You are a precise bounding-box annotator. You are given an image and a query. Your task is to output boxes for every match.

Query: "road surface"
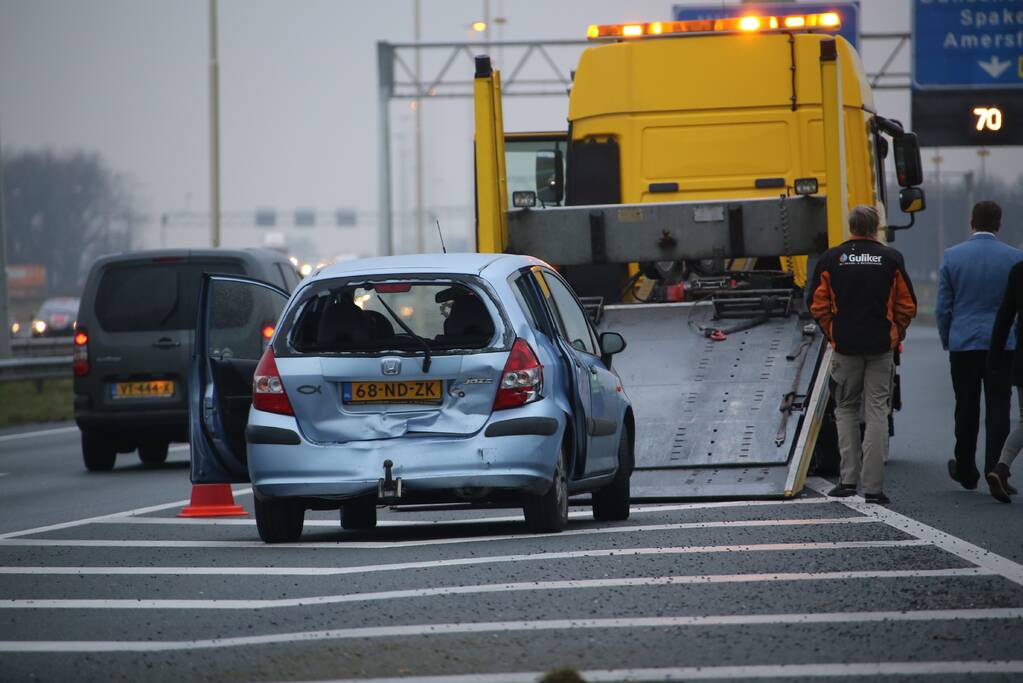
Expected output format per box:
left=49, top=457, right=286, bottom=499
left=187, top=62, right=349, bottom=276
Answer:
left=0, top=324, right=1021, bottom=682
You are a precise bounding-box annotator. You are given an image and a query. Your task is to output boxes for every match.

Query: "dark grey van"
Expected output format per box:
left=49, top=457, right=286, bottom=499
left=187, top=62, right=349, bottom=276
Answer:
left=73, top=249, right=301, bottom=471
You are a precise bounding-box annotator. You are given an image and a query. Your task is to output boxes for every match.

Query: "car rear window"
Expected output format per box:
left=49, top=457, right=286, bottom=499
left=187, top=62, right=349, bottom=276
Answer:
left=94, top=260, right=245, bottom=332
left=288, top=281, right=498, bottom=354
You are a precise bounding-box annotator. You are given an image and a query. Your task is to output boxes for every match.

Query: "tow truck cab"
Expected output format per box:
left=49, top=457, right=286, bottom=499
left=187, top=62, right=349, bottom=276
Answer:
left=478, top=12, right=925, bottom=297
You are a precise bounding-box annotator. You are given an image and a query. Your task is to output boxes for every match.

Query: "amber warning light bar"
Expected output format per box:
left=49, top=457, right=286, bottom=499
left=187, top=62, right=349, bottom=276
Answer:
left=587, top=12, right=840, bottom=40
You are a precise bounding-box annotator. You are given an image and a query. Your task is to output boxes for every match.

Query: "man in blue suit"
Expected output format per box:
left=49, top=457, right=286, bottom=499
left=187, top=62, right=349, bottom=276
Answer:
left=936, top=201, right=1023, bottom=491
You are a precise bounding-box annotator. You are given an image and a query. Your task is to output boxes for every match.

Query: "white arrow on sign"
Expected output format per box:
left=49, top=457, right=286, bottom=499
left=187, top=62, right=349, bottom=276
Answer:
left=978, top=56, right=1012, bottom=79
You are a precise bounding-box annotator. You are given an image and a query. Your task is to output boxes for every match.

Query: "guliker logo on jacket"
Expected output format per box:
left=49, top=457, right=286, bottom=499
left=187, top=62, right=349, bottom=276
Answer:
left=839, top=252, right=883, bottom=265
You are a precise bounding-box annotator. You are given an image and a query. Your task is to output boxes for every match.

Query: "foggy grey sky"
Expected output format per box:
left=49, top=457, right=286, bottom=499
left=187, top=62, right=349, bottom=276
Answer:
left=1, top=0, right=1021, bottom=257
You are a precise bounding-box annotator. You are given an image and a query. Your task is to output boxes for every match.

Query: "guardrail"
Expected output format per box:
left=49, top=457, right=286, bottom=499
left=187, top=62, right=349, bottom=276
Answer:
left=11, top=337, right=73, bottom=357
left=0, top=356, right=71, bottom=383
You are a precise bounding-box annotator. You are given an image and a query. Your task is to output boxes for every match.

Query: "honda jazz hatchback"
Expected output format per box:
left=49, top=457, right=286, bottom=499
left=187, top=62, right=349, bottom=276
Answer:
left=190, top=253, right=633, bottom=542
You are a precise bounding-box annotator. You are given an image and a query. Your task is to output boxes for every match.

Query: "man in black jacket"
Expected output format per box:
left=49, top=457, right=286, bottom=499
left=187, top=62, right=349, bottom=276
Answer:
left=808, top=205, right=917, bottom=504
left=987, top=259, right=1023, bottom=503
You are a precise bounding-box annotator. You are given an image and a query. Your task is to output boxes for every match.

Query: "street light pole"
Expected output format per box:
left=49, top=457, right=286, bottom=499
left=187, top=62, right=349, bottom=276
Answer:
left=932, top=151, right=945, bottom=260
left=414, top=0, right=424, bottom=254
left=0, top=121, right=12, bottom=358
left=209, top=0, right=221, bottom=248
left=977, top=147, right=990, bottom=193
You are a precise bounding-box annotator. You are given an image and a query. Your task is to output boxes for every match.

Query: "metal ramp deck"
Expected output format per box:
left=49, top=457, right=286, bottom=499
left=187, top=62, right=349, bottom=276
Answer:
left=598, top=301, right=830, bottom=500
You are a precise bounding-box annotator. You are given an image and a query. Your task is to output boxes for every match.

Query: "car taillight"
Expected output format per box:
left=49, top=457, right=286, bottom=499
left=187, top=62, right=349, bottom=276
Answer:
left=72, top=327, right=90, bottom=377
left=493, top=338, right=543, bottom=410
left=252, top=348, right=294, bottom=415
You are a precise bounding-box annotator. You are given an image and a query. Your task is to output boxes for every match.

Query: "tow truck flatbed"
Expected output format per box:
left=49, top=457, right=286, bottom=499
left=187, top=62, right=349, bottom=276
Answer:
left=598, top=301, right=832, bottom=499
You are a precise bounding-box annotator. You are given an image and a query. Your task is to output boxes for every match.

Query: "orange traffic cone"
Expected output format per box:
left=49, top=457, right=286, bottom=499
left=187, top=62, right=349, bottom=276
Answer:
left=178, top=484, right=247, bottom=517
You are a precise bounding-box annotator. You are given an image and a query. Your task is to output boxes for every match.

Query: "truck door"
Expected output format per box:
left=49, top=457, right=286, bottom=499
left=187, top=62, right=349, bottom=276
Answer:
left=190, top=274, right=289, bottom=484
left=535, top=270, right=620, bottom=475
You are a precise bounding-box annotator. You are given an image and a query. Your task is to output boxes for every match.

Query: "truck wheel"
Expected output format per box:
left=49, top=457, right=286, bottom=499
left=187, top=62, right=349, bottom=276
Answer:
left=340, top=498, right=378, bottom=530
left=524, top=447, right=569, bottom=533
left=593, top=431, right=631, bottom=521
left=81, top=431, right=116, bottom=472
left=254, top=498, right=304, bottom=543
left=138, top=440, right=169, bottom=466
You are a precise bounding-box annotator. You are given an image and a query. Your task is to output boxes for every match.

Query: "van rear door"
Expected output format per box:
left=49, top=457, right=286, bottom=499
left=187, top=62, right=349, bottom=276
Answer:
left=89, top=257, right=247, bottom=416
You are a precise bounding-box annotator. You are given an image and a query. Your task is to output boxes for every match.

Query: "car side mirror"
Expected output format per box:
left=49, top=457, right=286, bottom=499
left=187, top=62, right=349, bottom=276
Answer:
left=599, top=331, right=626, bottom=367
left=893, top=133, right=923, bottom=187
left=535, top=149, right=564, bottom=205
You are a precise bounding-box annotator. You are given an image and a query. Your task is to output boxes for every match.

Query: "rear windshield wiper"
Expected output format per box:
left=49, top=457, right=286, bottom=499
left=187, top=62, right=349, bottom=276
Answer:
left=375, top=294, right=432, bottom=373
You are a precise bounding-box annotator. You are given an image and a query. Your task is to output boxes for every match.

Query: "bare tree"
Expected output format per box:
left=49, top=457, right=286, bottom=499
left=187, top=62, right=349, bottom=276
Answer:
left=2, top=149, right=140, bottom=294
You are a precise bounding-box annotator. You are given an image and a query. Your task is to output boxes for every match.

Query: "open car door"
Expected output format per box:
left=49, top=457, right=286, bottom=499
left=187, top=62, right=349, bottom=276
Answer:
left=190, top=274, right=289, bottom=483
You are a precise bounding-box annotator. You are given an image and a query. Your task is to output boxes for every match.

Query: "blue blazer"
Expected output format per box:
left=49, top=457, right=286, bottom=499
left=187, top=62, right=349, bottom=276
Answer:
left=936, top=233, right=1023, bottom=352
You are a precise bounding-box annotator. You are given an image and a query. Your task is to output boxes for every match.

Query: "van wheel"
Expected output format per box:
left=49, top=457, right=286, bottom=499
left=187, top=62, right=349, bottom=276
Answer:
left=81, top=431, right=116, bottom=472
left=593, top=431, right=631, bottom=522
left=138, top=440, right=169, bottom=466
left=524, top=447, right=569, bottom=533
left=340, top=498, right=378, bottom=530
left=254, top=498, right=304, bottom=543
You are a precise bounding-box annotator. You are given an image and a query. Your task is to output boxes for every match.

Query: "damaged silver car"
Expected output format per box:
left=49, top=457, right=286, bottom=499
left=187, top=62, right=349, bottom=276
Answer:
left=189, top=253, right=633, bottom=542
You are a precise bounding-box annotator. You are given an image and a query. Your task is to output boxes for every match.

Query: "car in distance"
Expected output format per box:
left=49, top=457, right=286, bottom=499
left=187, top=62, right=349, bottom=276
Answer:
left=31, top=297, right=80, bottom=337
left=73, top=249, right=302, bottom=472
left=190, top=253, right=634, bottom=542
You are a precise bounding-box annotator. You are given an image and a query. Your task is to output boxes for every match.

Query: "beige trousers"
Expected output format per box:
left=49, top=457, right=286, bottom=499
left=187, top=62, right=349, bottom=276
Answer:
left=830, top=350, right=895, bottom=494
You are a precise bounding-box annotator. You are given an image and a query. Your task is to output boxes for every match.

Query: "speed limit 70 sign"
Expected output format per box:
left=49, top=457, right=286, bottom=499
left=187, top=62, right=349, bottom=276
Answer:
left=912, top=89, right=1023, bottom=146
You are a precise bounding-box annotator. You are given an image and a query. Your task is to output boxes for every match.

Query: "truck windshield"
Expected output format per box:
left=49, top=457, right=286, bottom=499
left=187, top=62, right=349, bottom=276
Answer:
left=505, top=137, right=567, bottom=208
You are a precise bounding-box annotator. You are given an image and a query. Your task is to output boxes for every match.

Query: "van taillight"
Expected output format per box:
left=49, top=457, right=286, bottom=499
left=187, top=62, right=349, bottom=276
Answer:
left=72, top=328, right=90, bottom=377
left=252, top=348, right=294, bottom=415
left=493, top=338, right=543, bottom=410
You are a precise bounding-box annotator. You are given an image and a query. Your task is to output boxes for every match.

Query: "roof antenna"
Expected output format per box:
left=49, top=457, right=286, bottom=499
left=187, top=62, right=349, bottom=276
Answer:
left=435, top=217, right=448, bottom=254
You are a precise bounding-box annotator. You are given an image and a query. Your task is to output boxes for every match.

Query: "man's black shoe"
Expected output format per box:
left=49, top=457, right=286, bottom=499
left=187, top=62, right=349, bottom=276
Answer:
left=947, top=459, right=978, bottom=490
left=827, top=483, right=857, bottom=497
left=986, top=463, right=1012, bottom=504
left=864, top=491, right=890, bottom=505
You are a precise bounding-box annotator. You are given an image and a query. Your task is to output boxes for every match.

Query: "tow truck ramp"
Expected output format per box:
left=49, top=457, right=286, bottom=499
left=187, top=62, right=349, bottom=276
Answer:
left=598, top=298, right=832, bottom=499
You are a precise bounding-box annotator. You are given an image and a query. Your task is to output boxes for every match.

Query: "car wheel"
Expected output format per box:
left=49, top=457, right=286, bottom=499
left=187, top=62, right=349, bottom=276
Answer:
left=340, top=498, right=378, bottom=530
left=81, top=431, right=116, bottom=472
left=524, top=446, right=569, bottom=533
left=254, top=497, right=304, bottom=543
left=592, top=429, right=632, bottom=522
left=138, top=440, right=169, bottom=467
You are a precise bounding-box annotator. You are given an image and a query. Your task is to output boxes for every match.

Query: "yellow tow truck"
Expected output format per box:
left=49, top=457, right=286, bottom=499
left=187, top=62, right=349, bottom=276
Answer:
left=473, top=10, right=926, bottom=498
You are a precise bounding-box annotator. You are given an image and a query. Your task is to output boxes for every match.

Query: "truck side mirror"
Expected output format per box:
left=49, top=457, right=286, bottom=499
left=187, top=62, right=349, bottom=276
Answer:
left=886, top=186, right=926, bottom=240
left=899, top=186, right=925, bottom=214
left=535, top=149, right=564, bottom=205
left=893, top=133, right=923, bottom=187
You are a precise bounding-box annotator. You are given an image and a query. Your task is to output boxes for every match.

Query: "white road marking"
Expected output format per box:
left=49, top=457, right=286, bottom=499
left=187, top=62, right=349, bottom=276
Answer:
left=0, top=540, right=931, bottom=575
left=282, top=660, right=1023, bottom=683
left=0, top=516, right=878, bottom=548
left=0, top=568, right=991, bottom=610
left=0, top=425, right=78, bottom=443
left=0, top=487, right=253, bottom=540
left=2, top=608, right=1021, bottom=653
left=98, top=497, right=836, bottom=528
left=807, top=477, right=1023, bottom=587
